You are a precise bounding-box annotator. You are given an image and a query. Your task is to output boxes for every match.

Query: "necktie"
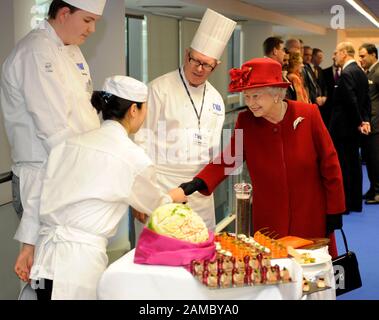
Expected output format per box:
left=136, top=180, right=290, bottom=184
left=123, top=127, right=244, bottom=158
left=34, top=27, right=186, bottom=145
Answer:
left=313, top=67, right=318, bottom=79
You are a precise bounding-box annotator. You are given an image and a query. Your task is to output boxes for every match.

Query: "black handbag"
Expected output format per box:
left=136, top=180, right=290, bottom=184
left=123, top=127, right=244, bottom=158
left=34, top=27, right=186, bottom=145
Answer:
left=332, top=228, right=362, bottom=296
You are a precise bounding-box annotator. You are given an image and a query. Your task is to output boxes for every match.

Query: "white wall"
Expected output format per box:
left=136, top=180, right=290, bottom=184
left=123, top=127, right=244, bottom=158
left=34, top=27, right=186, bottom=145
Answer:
left=13, top=0, right=35, bottom=43
left=242, top=22, right=273, bottom=61
left=146, top=14, right=179, bottom=82
left=81, top=0, right=126, bottom=90
left=298, top=29, right=339, bottom=68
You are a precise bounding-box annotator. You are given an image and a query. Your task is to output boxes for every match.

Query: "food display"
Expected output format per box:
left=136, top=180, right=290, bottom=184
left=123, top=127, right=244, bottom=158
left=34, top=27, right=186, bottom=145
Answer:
left=299, top=252, right=316, bottom=264
left=190, top=232, right=292, bottom=289
left=302, top=276, right=329, bottom=294
left=253, top=230, right=288, bottom=258
left=147, top=203, right=209, bottom=243
left=277, top=236, right=314, bottom=249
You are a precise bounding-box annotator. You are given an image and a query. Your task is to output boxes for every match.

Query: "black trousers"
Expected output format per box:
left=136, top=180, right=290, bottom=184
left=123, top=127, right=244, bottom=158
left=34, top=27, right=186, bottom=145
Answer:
left=35, top=279, right=53, bottom=301
left=362, top=133, right=379, bottom=195
left=334, top=138, right=363, bottom=212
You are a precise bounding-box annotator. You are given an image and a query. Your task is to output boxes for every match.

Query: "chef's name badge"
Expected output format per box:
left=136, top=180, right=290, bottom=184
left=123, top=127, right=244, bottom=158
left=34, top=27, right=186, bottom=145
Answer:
left=212, top=103, right=223, bottom=115
left=193, top=131, right=209, bottom=147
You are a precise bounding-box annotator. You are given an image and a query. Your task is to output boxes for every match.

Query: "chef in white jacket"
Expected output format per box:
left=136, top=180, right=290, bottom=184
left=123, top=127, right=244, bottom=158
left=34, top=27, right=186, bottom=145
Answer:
left=0, top=0, right=107, bottom=282
left=133, top=9, right=236, bottom=234
left=29, top=76, right=186, bottom=300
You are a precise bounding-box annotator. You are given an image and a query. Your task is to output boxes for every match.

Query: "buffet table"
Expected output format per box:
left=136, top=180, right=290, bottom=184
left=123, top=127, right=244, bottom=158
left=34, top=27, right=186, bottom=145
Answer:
left=97, top=248, right=335, bottom=300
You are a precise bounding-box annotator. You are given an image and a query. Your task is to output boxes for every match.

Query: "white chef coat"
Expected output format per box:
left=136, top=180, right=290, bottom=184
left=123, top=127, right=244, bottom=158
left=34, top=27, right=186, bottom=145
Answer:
left=134, top=67, right=225, bottom=230
left=0, top=20, right=100, bottom=244
left=30, top=120, right=172, bottom=299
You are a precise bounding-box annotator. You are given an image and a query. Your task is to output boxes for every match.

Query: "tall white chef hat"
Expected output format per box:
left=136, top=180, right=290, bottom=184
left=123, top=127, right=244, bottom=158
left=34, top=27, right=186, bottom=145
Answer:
left=190, top=8, right=237, bottom=61
left=64, top=0, right=107, bottom=15
left=102, top=76, right=148, bottom=103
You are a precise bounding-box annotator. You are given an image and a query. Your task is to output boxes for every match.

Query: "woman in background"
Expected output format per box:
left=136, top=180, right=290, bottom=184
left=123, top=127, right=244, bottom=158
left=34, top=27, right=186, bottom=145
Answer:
left=287, top=52, right=310, bottom=103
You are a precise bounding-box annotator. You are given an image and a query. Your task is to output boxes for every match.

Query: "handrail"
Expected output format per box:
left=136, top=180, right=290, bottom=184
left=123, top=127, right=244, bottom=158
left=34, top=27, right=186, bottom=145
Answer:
left=0, top=171, right=12, bottom=184
left=225, top=105, right=247, bottom=115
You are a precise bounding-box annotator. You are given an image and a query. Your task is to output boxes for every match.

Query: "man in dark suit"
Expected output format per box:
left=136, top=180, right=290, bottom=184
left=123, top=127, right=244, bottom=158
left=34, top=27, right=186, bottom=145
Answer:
left=329, top=42, right=371, bottom=213
left=303, top=46, right=327, bottom=108
left=263, top=37, right=297, bottom=100
left=322, top=51, right=340, bottom=127
left=358, top=43, right=379, bottom=204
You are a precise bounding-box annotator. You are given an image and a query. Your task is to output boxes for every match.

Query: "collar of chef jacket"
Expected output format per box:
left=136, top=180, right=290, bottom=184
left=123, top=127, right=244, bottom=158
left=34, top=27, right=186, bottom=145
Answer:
left=38, top=20, right=65, bottom=47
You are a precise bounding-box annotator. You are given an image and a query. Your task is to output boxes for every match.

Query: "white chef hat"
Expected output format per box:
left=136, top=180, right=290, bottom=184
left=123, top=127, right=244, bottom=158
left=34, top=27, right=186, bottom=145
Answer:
left=102, top=76, right=148, bottom=103
left=64, top=0, right=107, bottom=15
left=190, top=8, right=237, bottom=60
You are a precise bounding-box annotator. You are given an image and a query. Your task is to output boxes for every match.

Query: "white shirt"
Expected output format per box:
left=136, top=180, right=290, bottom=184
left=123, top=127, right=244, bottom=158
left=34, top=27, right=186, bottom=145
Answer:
left=1, top=20, right=100, bottom=245
left=134, top=67, right=225, bottom=229
left=31, top=121, right=171, bottom=299
left=1, top=20, right=100, bottom=174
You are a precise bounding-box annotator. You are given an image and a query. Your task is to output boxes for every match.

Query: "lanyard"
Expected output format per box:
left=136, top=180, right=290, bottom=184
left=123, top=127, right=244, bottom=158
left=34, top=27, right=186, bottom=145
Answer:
left=179, top=69, right=206, bottom=130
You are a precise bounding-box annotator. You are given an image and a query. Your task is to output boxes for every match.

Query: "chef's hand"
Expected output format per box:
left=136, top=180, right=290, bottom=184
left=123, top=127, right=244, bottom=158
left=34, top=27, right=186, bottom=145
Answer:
left=179, top=177, right=207, bottom=196
left=326, top=214, right=343, bottom=236
left=169, top=187, right=187, bottom=203
left=132, top=208, right=149, bottom=224
left=14, top=243, right=34, bottom=283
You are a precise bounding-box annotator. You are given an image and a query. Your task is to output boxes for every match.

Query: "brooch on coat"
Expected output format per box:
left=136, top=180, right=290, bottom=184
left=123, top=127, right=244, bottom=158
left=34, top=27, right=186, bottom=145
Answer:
left=293, top=117, right=305, bottom=130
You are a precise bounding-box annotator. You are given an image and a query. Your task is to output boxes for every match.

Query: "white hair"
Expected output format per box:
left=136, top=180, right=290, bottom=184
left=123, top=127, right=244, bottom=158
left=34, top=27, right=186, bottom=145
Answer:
left=260, top=86, right=287, bottom=100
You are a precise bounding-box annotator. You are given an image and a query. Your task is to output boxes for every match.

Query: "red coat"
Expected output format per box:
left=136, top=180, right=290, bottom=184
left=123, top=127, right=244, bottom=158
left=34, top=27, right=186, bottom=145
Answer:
left=197, top=100, right=345, bottom=257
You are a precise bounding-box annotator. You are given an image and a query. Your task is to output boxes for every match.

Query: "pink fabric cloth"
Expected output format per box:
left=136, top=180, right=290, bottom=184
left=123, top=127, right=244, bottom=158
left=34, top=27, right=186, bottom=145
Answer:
left=134, top=227, right=216, bottom=266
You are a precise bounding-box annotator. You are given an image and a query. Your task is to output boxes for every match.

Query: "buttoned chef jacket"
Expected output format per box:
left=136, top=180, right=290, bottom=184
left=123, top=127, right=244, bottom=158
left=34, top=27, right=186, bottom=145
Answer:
left=0, top=20, right=100, bottom=244
left=30, top=121, right=171, bottom=299
left=134, top=68, right=225, bottom=230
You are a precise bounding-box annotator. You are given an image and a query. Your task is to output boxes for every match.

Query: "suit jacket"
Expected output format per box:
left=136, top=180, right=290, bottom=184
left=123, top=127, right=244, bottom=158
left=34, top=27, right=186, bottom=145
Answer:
left=329, top=61, right=371, bottom=140
left=367, top=62, right=379, bottom=134
left=283, top=74, right=297, bottom=101
left=321, top=65, right=337, bottom=126
left=303, top=64, right=322, bottom=103
left=314, top=65, right=327, bottom=96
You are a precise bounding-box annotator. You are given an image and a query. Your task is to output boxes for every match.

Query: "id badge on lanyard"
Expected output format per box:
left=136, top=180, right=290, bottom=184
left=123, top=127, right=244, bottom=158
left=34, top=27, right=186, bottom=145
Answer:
left=193, top=130, right=209, bottom=147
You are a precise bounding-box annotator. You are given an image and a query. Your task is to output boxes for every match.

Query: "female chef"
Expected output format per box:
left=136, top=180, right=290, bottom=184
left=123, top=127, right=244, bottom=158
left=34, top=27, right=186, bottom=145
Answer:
left=29, top=76, right=186, bottom=300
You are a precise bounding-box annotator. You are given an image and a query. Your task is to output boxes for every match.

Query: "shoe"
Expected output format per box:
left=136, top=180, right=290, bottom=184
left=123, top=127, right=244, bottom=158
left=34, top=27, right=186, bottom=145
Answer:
left=365, top=194, right=379, bottom=205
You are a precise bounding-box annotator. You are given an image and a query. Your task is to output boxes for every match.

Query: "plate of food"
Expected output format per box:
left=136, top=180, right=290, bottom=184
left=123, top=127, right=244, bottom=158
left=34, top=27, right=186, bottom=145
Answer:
left=295, top=249, right=331, bottom=267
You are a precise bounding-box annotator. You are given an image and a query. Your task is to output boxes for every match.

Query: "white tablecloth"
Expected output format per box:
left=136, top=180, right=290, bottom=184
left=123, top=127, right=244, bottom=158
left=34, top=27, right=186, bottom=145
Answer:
left=97, top=249, right=307, bottom=300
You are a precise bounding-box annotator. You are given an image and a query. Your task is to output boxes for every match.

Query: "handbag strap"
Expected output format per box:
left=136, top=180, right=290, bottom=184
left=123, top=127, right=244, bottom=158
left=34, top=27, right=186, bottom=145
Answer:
left=337, top=228, right=349, bottom=253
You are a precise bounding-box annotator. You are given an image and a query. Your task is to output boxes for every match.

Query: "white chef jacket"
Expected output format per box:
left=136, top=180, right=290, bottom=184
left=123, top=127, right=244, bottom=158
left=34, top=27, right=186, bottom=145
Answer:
left=134, top=67, right=225, bottom=230
left=30, top=120, right=171, bottom=299
left=0, top=20, right=100, bottom=244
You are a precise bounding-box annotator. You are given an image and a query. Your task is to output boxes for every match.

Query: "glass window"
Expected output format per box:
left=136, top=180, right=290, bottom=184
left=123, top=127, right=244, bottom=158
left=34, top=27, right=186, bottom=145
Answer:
left=126, top=15, right=147, bottom=82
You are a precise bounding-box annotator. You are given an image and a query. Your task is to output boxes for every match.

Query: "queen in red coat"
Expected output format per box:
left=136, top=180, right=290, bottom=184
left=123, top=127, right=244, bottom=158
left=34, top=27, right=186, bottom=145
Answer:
left=180, top=58, right=346, bottom=257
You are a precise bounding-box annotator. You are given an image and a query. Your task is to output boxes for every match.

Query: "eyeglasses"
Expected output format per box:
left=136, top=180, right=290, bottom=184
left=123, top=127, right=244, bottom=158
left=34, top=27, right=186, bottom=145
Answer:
left=188, top=54, right=216, bottom=71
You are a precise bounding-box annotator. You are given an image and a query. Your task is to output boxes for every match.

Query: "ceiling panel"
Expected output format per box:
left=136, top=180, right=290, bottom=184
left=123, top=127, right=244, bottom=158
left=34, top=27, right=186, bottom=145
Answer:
left=125, top=0, right=379, bottom=30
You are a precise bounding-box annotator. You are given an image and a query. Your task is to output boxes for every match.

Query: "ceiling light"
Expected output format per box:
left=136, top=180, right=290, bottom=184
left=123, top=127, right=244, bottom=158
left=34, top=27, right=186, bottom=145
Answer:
left=345, top=0, right=379, bottom=28
left=141, top=5, right=184, bottom=9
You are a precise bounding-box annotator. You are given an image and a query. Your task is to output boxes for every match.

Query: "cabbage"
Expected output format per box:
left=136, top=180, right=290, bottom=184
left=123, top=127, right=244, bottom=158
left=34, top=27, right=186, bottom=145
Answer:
left=148, top=203, right=209, bottom=243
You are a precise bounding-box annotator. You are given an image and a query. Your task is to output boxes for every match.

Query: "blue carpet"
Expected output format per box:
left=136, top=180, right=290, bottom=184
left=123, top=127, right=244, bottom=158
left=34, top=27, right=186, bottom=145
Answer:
left=336, top=165, right=379, bottom=300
